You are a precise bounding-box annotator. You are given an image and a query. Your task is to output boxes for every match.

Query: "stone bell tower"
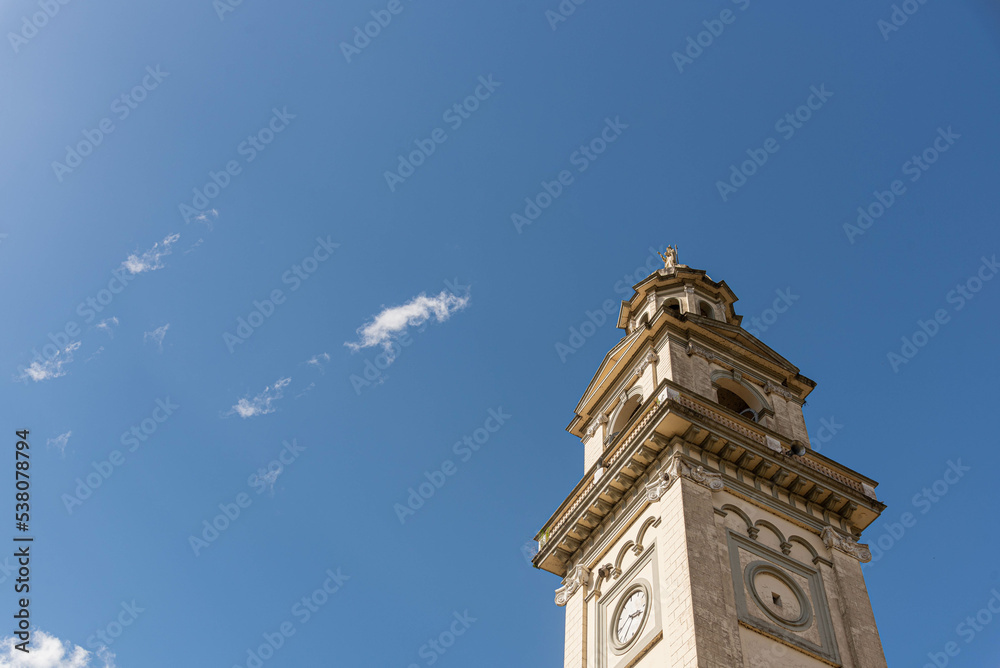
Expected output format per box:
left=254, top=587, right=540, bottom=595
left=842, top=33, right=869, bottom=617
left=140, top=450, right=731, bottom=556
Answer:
left=532, top=249, right=888, bottom=667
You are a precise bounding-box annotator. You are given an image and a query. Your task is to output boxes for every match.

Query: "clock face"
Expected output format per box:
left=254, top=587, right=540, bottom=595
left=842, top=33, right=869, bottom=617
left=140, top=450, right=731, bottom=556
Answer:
left=615, top=588, right=647, bottom=645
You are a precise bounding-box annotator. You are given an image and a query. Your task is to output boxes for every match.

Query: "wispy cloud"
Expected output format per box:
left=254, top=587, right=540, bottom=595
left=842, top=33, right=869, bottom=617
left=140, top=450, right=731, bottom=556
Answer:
left=85, top=346, right=105, bottom=363
left=47, top=431, right=72, bottom=457
left=294, top=381, right=316, bottom=399
left=305, top=352, right=331, bottom=372
left=227, top=377, right=292, bottom=419
left=184, top=238, right=205, bottom=255
left=0, top=629, right=116, bottom=667
left=121, top=233, right=180, bottom=275
left=18, top=341, right=81, bottom=382
left=345, top=290, right=470, bottom=362
left=253, top=466, right=283, bottom=494
left=193, top=208, right=218, bottom=228
left=144, top=323, right=170, bottom=351
left=96, top=317, right=119, bottom=337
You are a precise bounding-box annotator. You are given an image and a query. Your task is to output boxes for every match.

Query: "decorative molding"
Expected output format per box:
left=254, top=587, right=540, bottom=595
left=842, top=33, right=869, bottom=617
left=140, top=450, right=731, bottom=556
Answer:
left=727, top=530, right=841, bottom=665
left=862, top=483, right=878, bottom=501
left=555, top=564, right=590, bottom=606
left=586, top=414, right=609, bottom=438
left=820, top=527, right=872, bottom=563
left=644, top=470, right=671, bottom=501
left=687, top=341, right=725, bottom=365
left=631, top=516, right=661, bottom=558
left=634, top=350, right=659, bottom=380
left=667, top=457, right=724, bottom=492
left=764, top=381, right=799, bottom=401
left=687, top=344, right=803, bottom=404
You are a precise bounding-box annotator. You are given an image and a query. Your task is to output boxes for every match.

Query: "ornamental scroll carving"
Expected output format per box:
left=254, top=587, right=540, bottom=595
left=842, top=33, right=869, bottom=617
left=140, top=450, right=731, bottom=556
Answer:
left=821, top=527, right=872, bottom=563
left=666, top=458, right=724, bottom=492
left=554, top=564, right=590, bottom=606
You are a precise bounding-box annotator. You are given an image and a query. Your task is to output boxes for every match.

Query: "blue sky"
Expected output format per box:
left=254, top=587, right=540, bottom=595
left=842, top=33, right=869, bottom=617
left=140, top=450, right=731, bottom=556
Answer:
left=2, top=0, right=999, bottom=666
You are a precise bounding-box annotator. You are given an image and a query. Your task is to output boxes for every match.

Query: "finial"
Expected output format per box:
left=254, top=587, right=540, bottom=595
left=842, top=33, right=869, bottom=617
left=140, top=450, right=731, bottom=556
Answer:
left=657, top=245, right=679, bottom=270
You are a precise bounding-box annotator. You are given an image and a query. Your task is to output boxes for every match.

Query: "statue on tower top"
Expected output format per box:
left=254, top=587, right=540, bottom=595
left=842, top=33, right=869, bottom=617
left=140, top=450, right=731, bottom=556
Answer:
left=658, top=245, right=679, bottom=270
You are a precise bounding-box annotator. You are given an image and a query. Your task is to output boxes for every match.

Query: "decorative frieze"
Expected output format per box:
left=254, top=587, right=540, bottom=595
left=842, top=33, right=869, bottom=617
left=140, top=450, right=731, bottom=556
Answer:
left=666, top=457, right=724, bottom=492
left=764, top=381, right=799, bottom=401
left=821, top=527, right=872, bottom=563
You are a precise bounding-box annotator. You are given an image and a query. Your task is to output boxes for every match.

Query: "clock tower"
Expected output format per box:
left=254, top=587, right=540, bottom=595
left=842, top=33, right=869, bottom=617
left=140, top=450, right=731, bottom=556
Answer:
left=532, top=251, right=888, bottom=667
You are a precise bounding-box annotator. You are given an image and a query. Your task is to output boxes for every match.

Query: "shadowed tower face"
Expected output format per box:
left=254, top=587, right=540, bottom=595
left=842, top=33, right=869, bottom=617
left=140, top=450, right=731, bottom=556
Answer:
left=533, top=251, right=888, bottom=668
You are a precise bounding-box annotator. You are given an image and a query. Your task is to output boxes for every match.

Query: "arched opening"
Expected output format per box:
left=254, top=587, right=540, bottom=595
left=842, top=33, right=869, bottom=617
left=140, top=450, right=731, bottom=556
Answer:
left=665, top=298, right=680, bottom=314
left=699, top=301, right=714, bottom=319
left=714, top=378, right=768, bottom=423
left=606, top=394, right=643, bottom=445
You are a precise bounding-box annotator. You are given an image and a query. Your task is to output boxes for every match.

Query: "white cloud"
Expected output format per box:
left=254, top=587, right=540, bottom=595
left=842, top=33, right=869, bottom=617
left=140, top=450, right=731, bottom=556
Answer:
left=0, top=630, right=115, bottom=667
left=47, top=431, right=72, bottom=457
left=143, top=324, right=170, bottom=351
left=253, top=466, right=283, bottom=494
left=305, top=352, right=331, bottom=372
left=121, top=233, right=180, bottom=275
left=193, top=209, right=218, bottom=228
left=84, top=347, right=104, bottom=363
left=18, top=341, right=81, bottom=383
left=183, top=238, right=205, bottom=255
left=228, top=377, right=292, bottom=418
left=95, top=317, right=119, bottom=338
left=345, top=290, right=470, bottom=362
left=294, top=381, right=316, bottom=399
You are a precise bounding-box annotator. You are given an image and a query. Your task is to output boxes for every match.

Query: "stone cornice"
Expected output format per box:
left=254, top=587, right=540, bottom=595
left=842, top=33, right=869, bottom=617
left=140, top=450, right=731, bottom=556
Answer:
left=534, top=380, right=884, bottom=578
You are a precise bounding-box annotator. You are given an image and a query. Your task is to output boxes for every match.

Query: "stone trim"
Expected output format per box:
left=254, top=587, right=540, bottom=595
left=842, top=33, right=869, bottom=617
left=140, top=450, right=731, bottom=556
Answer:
left=555, top=564, right=591, bottom=607
left=821, top=527, right=872, bottom=563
